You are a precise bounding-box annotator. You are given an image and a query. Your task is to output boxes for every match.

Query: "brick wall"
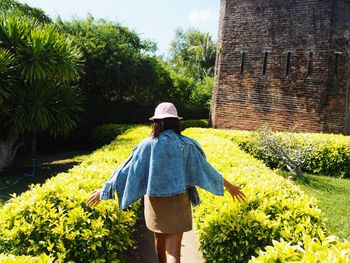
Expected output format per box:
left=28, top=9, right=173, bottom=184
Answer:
left=211, top=0, right=350, bottom=134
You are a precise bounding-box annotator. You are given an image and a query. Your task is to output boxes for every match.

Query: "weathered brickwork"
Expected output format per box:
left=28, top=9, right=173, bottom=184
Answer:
left=211, top=0, right=350, bottom=134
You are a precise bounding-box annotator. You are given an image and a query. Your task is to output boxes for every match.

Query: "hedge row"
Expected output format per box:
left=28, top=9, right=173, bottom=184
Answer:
left=0, top=254, right=53, bottom=263
left=183, top=128, right=325, bottom=262
left=250, top=231, right=350, bottom=262
left=90, top=123, right=135, bottom=148
left=1, top=125, right=346, bottom=262
left=89, top=119, right=209, bottom=148
left=217, top=129, right=350, bottom=178
left=0, top=125, right=151, bottom=262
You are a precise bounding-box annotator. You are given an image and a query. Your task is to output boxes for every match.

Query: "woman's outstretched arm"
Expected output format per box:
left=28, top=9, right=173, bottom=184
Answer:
left=223, top=178, right=246, bottom=203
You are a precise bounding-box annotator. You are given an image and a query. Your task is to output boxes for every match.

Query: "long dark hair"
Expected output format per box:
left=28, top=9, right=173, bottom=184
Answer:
left=151, top=118, right=181, bottom=138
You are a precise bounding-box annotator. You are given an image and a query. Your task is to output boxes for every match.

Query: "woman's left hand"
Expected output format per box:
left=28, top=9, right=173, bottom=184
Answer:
left=227, top=185, right=246, bottom=203
left=223, top=178, right=246, bottom=203
left=86, top=189, right=101, bottom=207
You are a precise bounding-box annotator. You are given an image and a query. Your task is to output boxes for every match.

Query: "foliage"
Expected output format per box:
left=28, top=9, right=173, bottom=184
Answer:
left=56, top=17, right=172, bottom=105
left=90, top=124, right=135, bottom=148
left=191, top=76, right=214, bottom=108
left=90, top=120, right=209, bottom=148
left=250, top=231, right=350, bottom=262
left=0, top=15, right=83, bottom=135
left=168, top=27, right=216, bottom=81
left=54, top=17, right=207, bottom=131
left=167, top=28, right=217, bottom=109
left=0, top=253, right=53, bottom=263
left=183, top=128, right=325, bottom=262
left=179, top=119, right=209, bottom=131
left=0, top=15, right=83, bottom=168
left=252, top=127, right=315, bottom=179
left=1, top=125, right=347, bottom=261
left=0, top=0, right=51, bottom=24
left=220, top=129, right=350, bottom=178
left=0, top=49, right=14, bottom=105
left=0, top=126, right=150, bottom=262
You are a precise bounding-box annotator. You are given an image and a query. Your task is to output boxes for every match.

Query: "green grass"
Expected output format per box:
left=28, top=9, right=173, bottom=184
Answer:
left=279, top=171, right=350, bottom=241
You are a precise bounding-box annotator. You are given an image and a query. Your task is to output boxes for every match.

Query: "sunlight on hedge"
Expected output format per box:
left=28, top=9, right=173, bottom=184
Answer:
left=0, top=125, right=150, bottom=262
left=221, top=129, right=350, bottom=178
left=184, top=128, right=325, bottom=262
left=0, top=253, right=53, bottom=263
left=1, top=125, right=349, bottom=262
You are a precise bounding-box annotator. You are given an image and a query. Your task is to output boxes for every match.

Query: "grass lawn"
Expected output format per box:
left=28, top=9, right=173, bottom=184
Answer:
left=291, top=173, right=350, bottom=241
left=0, top=151, right=90, bottom=207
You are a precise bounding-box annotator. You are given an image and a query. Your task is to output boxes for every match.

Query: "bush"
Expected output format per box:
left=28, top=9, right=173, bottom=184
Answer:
left=90, top=120, right=209, bottom=148
left=250, top=230, right=350, bottom=262
left=0, top=126, right=151, bottom=262
left=218, top=129, right=350, bottom=178
left=179, top=119, right=209, bottom=131
left=0, top=254, right=53, bottom=263
left=183, top=128, right=325, bottom=262
left=90, top=123, right=134, bottom=148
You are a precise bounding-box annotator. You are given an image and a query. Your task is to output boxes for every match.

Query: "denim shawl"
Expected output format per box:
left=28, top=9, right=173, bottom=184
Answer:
left=100, top=129, right=224, bottom=210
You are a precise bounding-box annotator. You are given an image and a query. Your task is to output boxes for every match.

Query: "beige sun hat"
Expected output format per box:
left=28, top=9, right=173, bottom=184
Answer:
left=149, top=102, right=183, bottom=120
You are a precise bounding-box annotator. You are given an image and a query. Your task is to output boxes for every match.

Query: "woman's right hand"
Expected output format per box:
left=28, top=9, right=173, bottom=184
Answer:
left=86, top=189, right=101, bottom=207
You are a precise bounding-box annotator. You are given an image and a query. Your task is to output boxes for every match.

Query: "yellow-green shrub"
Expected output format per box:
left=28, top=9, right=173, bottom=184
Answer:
left=0, top=126, right=150, bottom=262
left=219, top=129, right=350, bottom=178
left=0, top=254, right=53, bottom=263
left=89, top=120, right=208, bottom=148
left=250, top=230, right=350, bottom=262
left=183, top=128, right=325, bottom=262
left=179, top=119, right=209, bottom=131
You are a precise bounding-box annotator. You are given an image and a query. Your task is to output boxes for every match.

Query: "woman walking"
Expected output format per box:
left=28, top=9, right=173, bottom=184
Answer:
left=87, top=102, right=245, bottom=263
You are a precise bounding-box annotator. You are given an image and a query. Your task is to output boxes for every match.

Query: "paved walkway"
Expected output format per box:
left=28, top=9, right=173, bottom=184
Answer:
left=127, top=215, right=203, bottom=263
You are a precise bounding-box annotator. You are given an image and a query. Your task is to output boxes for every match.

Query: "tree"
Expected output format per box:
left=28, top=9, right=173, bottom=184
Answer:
left=168, top=28, right=217, bottom=81
left=167, top=28, right=217, bottom=109
left=0, top=15, right=83, bottom=170
left=54, top=16, right=200, bottom=129
left=56, top=16, right=158, bottom=104
left=0, top=0, right=51, bottom=24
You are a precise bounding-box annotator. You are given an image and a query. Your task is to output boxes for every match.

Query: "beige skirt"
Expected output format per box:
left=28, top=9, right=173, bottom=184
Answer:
left=144, top=191, right=193, bottom=233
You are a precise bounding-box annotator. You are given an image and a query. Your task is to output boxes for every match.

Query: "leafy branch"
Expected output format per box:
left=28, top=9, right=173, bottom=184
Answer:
left=252, top=127, right=315, bottom=179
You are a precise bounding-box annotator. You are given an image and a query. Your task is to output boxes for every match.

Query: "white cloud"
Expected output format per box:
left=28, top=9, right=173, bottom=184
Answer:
left=188, top=8, right=218, bottom=26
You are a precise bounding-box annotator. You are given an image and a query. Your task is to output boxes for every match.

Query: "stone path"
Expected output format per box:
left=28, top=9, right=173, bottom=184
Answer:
left=127, top=215, right=203, bottom=263
left=181, top=230, right=203, bottom=263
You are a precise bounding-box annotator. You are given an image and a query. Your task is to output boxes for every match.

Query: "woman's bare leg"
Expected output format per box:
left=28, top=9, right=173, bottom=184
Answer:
left=155, top=232, right=167, bottom=263
left=165, top=233, right=183, bottom=263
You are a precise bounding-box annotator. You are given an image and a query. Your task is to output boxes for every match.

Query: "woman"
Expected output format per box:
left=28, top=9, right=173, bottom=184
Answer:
left=87, top=102, right=245, bottom=263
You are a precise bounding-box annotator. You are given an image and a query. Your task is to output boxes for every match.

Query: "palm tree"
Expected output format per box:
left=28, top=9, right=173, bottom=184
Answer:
left=0, top=15, right=83, bottom=170
left=169, top=28, right=217, bottom=81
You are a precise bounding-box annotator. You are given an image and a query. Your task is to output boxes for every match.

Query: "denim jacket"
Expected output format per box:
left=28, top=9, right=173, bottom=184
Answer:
left=100, top=129, right=224, bottom=210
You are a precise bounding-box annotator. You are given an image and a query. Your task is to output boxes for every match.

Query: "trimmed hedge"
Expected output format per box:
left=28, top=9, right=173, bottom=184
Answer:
left=90, top=119, right=208, bottom=148
left=1, top=125, right=346, bottom=262
left=0, top=254, right=53, bottom=263
left=179, top=119, right=209, bottom=131
left=217, top=129, right=350, bottom=178
left=0, top=126, right=150, bottom=262
left=250, top=231, right=350, bottom=262
left=90, top=123, right=135, bottom=148
left=183, top=128, right=325, bottom=262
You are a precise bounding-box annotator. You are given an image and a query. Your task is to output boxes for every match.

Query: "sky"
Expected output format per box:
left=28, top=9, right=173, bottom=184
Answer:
left=19, top=0, right=220, bottom=55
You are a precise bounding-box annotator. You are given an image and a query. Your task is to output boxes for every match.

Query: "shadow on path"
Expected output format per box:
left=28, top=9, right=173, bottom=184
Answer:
left=0, top=151, right=89, bottom=202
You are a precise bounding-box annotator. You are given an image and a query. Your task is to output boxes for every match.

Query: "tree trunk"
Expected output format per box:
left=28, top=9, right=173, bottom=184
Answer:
left=0, top=130, right=23, bottom=170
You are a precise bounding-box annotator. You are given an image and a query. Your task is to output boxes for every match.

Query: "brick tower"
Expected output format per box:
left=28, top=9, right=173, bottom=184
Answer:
left=210, top=0, right=350, bottom=134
